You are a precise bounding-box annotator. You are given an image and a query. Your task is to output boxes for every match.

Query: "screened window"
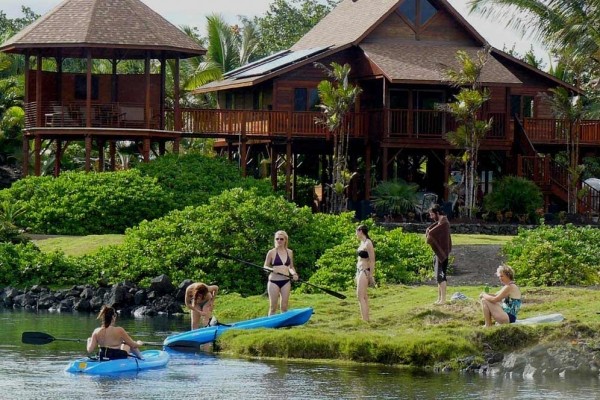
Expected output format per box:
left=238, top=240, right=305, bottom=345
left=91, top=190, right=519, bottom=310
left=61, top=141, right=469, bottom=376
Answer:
left=294, top=88, right=308, bottom=111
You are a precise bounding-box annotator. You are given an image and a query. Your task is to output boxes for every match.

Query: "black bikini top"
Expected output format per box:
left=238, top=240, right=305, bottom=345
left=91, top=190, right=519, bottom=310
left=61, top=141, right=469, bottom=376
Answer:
left=357, top=250, right=369, bottom=259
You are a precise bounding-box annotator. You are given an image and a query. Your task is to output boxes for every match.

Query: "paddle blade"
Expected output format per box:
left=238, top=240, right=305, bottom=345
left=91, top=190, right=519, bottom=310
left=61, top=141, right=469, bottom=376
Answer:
left=319, top=286, right=346, bottom=300
left=22, top=331, right=55, bottom=345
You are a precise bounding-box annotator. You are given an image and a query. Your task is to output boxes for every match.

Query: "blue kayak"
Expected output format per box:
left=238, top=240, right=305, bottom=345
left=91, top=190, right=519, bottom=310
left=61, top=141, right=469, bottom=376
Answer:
left=65, top=349, right=169, bottom=375
left=164, top=307, right=313, bottom=348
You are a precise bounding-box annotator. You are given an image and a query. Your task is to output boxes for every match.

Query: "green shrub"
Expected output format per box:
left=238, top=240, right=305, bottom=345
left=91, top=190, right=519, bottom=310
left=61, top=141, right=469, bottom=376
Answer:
left=136, top=153, right=275, bottom=210
left=0, top=242, right=78, bottom=287
left=1, top=170, right=171, bottom=235
left=483, top=176, right=543, bottom=219
left=371, top=179, right=418, bottom=217
left=79, top=188, right=355, bottom=292
left=503, top=224, right=600, bottom=286
left=308, top=226, right=433, bottom=291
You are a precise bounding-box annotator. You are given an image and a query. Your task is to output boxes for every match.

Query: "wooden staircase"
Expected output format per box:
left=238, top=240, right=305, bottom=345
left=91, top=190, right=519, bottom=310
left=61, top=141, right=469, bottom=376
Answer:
left=515, top=118, right=600, bottom=214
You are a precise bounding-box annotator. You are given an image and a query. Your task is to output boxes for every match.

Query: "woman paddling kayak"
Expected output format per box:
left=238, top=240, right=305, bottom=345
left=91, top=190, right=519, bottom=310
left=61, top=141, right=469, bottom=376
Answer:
left=86, top=305, right=144, bottom=359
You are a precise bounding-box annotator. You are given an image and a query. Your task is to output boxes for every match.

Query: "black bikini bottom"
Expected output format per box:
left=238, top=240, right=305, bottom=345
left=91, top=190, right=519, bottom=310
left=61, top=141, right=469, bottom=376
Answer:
left=269, top=279, right=291, bottom=289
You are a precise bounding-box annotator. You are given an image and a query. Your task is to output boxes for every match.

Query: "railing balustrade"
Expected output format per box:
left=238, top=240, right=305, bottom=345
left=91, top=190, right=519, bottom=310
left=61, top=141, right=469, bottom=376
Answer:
left=523, top=118, right=600, bottom=145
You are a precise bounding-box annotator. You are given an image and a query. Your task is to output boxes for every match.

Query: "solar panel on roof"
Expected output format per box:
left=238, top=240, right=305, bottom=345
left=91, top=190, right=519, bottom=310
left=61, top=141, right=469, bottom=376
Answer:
left=232, top=46, right=329, bottom=79
left=224, top=49, right=289, bottom=78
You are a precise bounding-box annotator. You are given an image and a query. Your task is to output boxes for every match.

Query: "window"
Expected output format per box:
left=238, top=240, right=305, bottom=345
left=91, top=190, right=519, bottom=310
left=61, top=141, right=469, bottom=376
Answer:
left=294, top=88, right=308, bottom=111
left=398, top=0, right=438, bottom=27
left=294, top=88, right=320, bottom=111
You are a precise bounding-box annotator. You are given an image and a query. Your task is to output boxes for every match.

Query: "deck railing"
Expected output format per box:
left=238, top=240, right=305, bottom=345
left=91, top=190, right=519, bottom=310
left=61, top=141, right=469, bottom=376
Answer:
left=170, top=108, right=510, bottom=140
left=523, top=118, right=600, bottom=145
left=24, top=101, right=158, bottom=129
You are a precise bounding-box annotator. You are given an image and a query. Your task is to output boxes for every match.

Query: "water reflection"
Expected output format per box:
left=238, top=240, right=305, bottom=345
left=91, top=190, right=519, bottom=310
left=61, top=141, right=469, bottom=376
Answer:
left=0, top=309, right=598, bottom=399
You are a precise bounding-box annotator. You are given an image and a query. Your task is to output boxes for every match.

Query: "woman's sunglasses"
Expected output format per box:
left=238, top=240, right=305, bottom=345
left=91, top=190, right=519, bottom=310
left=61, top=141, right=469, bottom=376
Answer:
left=275, top=238, right=285, bottom=241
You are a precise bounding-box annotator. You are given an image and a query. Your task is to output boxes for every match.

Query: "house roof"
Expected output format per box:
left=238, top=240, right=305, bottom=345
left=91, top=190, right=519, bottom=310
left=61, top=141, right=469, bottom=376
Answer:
left=361, top=42, right=522, bottom=85
left=194, top=0, right=575, bottom=93
left=0, top=0, right=205, bottom=59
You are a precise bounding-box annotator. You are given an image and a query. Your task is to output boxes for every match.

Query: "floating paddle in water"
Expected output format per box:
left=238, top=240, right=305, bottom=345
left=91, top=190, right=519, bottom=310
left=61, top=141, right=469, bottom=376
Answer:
left=215, top=252, right=347, bottom=299
left=21, top=331, right=192, bottom=349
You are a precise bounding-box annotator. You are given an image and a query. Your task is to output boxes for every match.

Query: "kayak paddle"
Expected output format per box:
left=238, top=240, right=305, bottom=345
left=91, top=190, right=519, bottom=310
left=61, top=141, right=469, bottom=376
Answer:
left=215, top=252, right=347, bottom=300
left=21, top=331, right=189, bottom=349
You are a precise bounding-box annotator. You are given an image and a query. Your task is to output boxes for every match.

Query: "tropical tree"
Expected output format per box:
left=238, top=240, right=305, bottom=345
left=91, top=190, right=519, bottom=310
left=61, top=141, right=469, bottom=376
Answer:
left=252, top=0, right=337, bottom=58
left=315, top=62, right=362, bottom=214
left=468, top=0, right=600, bottom=92
left=437, top=49, right=492, bottom=218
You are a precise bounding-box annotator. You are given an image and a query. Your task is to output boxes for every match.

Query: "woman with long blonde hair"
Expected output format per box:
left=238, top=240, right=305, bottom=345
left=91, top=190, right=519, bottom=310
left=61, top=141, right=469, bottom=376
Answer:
left=263, top=230, right=298, bottom=315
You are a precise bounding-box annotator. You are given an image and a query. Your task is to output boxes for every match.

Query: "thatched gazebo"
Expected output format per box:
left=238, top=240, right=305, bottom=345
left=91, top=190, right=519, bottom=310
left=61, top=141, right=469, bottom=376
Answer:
left=0, top=0, right=206, bottom=175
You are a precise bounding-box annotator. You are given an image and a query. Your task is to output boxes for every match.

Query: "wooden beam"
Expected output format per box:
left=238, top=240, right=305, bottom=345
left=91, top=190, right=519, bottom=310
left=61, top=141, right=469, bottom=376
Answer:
left=85, top=135, right=92, bottom=172
left=54, top=139, right=62, bottom=177
left=174, top=58, right=181, bottom=132
left=145, top=53, right=151, bottom=129
left=109, top=141, right=116, bottom=171
left=86, top=50, right=92, bottom=128
left=35, top=54, right=42, bottom=127
left=34, top=135, right=41, bottom=176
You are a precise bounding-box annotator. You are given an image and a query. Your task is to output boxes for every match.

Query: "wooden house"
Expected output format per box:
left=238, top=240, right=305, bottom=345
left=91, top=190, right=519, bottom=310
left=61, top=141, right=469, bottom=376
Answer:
left=191, top=0, right=600, bottom=215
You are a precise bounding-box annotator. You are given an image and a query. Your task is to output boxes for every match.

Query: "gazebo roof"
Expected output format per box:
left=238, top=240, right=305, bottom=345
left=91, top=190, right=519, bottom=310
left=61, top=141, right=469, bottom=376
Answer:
left=0, top=0, right=205, bottom=59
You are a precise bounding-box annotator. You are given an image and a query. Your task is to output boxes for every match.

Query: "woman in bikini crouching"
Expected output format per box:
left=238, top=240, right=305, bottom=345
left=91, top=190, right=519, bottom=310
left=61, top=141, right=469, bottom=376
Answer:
left=479, top=264, right=522, bottom=327
left=86, top=305, right=144, bottom=360
left=185, top=282, right=219, bottom=330
left=264, top=230, right=298, bottom=316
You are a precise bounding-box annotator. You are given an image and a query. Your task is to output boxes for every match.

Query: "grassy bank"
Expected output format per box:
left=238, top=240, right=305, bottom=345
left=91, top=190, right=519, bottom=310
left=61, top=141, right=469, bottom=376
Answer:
left=32, top=233, right=512, bottom=257
left=211, top=285, right=600, bottom=368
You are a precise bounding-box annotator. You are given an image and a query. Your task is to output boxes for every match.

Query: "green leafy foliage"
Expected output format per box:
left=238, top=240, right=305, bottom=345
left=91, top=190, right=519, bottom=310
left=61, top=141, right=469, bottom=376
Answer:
left=370, top=179, right=418, bottom=217
left=0, top=242, right=77, bottom=287
left=135, top=154, right=274, bottom=210
left=309, top=226, right=433, bottom=291
left=79, top=189, right=355, bottom=292
left=503, top=224, right=600, bottom=286
left=1, top=170, right=171, bottom=234
left=252, top=0, right=336, bottom=59
left=483, top=176, right=543, bottom=217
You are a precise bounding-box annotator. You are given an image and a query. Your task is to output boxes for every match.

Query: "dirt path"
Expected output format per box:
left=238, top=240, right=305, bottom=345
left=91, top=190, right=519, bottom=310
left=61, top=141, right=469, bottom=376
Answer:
left=426, top=244, right=506, bottom=287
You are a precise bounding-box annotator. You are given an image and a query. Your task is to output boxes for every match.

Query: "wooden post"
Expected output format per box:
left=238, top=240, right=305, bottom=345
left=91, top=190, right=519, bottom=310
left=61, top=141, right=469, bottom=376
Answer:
left=143, top=138, right=151, bottom=162
left=174, top=58, right=181, bottom=132
left=22, top=52, right=30, bottom=176
left=35, top=54, right=42, bottom=127
left=98, top=140, right=105, bottom=171
left=270, top=145, right=278, bottom=191
left=34, top=135, right=41, bottom=176
left=144, top=53, right=151, bottom=129
left=240, top=112, right=247, bottom=177
left=365, top=142, right=371, bottom=199
left=444, top=149, right=450, bottom=201
left=160, top=53, right=166, bottom=130
left=382, top=147, right=388, bottom=181
left=109, top=141, right=116, bottom=171
left=85, top=135, right=92, bottom=172
left=86, top=50, right=92, bottom=127
left=54, top=140, right=62, bottom=177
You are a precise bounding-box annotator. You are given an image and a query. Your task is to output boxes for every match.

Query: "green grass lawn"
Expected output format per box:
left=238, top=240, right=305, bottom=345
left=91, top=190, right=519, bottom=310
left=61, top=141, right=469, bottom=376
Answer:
left=33, top=234, right=125, bottom=257
left=32, top=233, right=513, bottom=257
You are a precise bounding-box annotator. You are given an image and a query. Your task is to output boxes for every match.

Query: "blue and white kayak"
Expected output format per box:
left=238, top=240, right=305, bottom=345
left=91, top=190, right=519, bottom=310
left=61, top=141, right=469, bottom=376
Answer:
left=65, top=350, right=169, bottom=375
left=164, top=307, right=313, bottom=348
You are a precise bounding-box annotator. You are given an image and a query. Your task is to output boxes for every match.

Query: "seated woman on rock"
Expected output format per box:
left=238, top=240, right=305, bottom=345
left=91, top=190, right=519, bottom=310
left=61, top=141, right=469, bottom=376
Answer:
left=87, top=305, right=144, bottom=359
left=479, top=264, right=522, bottom=327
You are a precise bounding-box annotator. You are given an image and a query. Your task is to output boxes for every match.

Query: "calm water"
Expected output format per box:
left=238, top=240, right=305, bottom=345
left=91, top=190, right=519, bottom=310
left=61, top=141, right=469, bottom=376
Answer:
left=0, top=309, right=598, bottom=399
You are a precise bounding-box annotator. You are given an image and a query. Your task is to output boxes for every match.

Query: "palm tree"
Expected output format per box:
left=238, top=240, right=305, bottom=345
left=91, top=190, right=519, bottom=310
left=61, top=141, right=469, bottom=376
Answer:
left=437, top=49, right=492, bottom=219
left=315, top=62, right=362, bottom=214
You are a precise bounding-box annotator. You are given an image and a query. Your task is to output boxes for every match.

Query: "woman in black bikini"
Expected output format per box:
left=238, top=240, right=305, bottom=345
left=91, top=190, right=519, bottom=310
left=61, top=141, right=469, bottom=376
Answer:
left=356, top=225, right=375, bottom=321
left=86, top=305, right=144, bottom=359
left=264, top=230, right=298, bottom=316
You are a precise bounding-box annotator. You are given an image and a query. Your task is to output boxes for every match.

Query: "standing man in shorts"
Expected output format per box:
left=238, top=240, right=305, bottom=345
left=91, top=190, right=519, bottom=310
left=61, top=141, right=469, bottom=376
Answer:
left=425, top=204, right=452, bottom=305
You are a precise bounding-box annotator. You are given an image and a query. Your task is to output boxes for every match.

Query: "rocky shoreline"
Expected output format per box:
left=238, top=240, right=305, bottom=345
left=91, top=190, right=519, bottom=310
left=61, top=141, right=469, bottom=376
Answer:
left=0, top=274, right=187, bottom=317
